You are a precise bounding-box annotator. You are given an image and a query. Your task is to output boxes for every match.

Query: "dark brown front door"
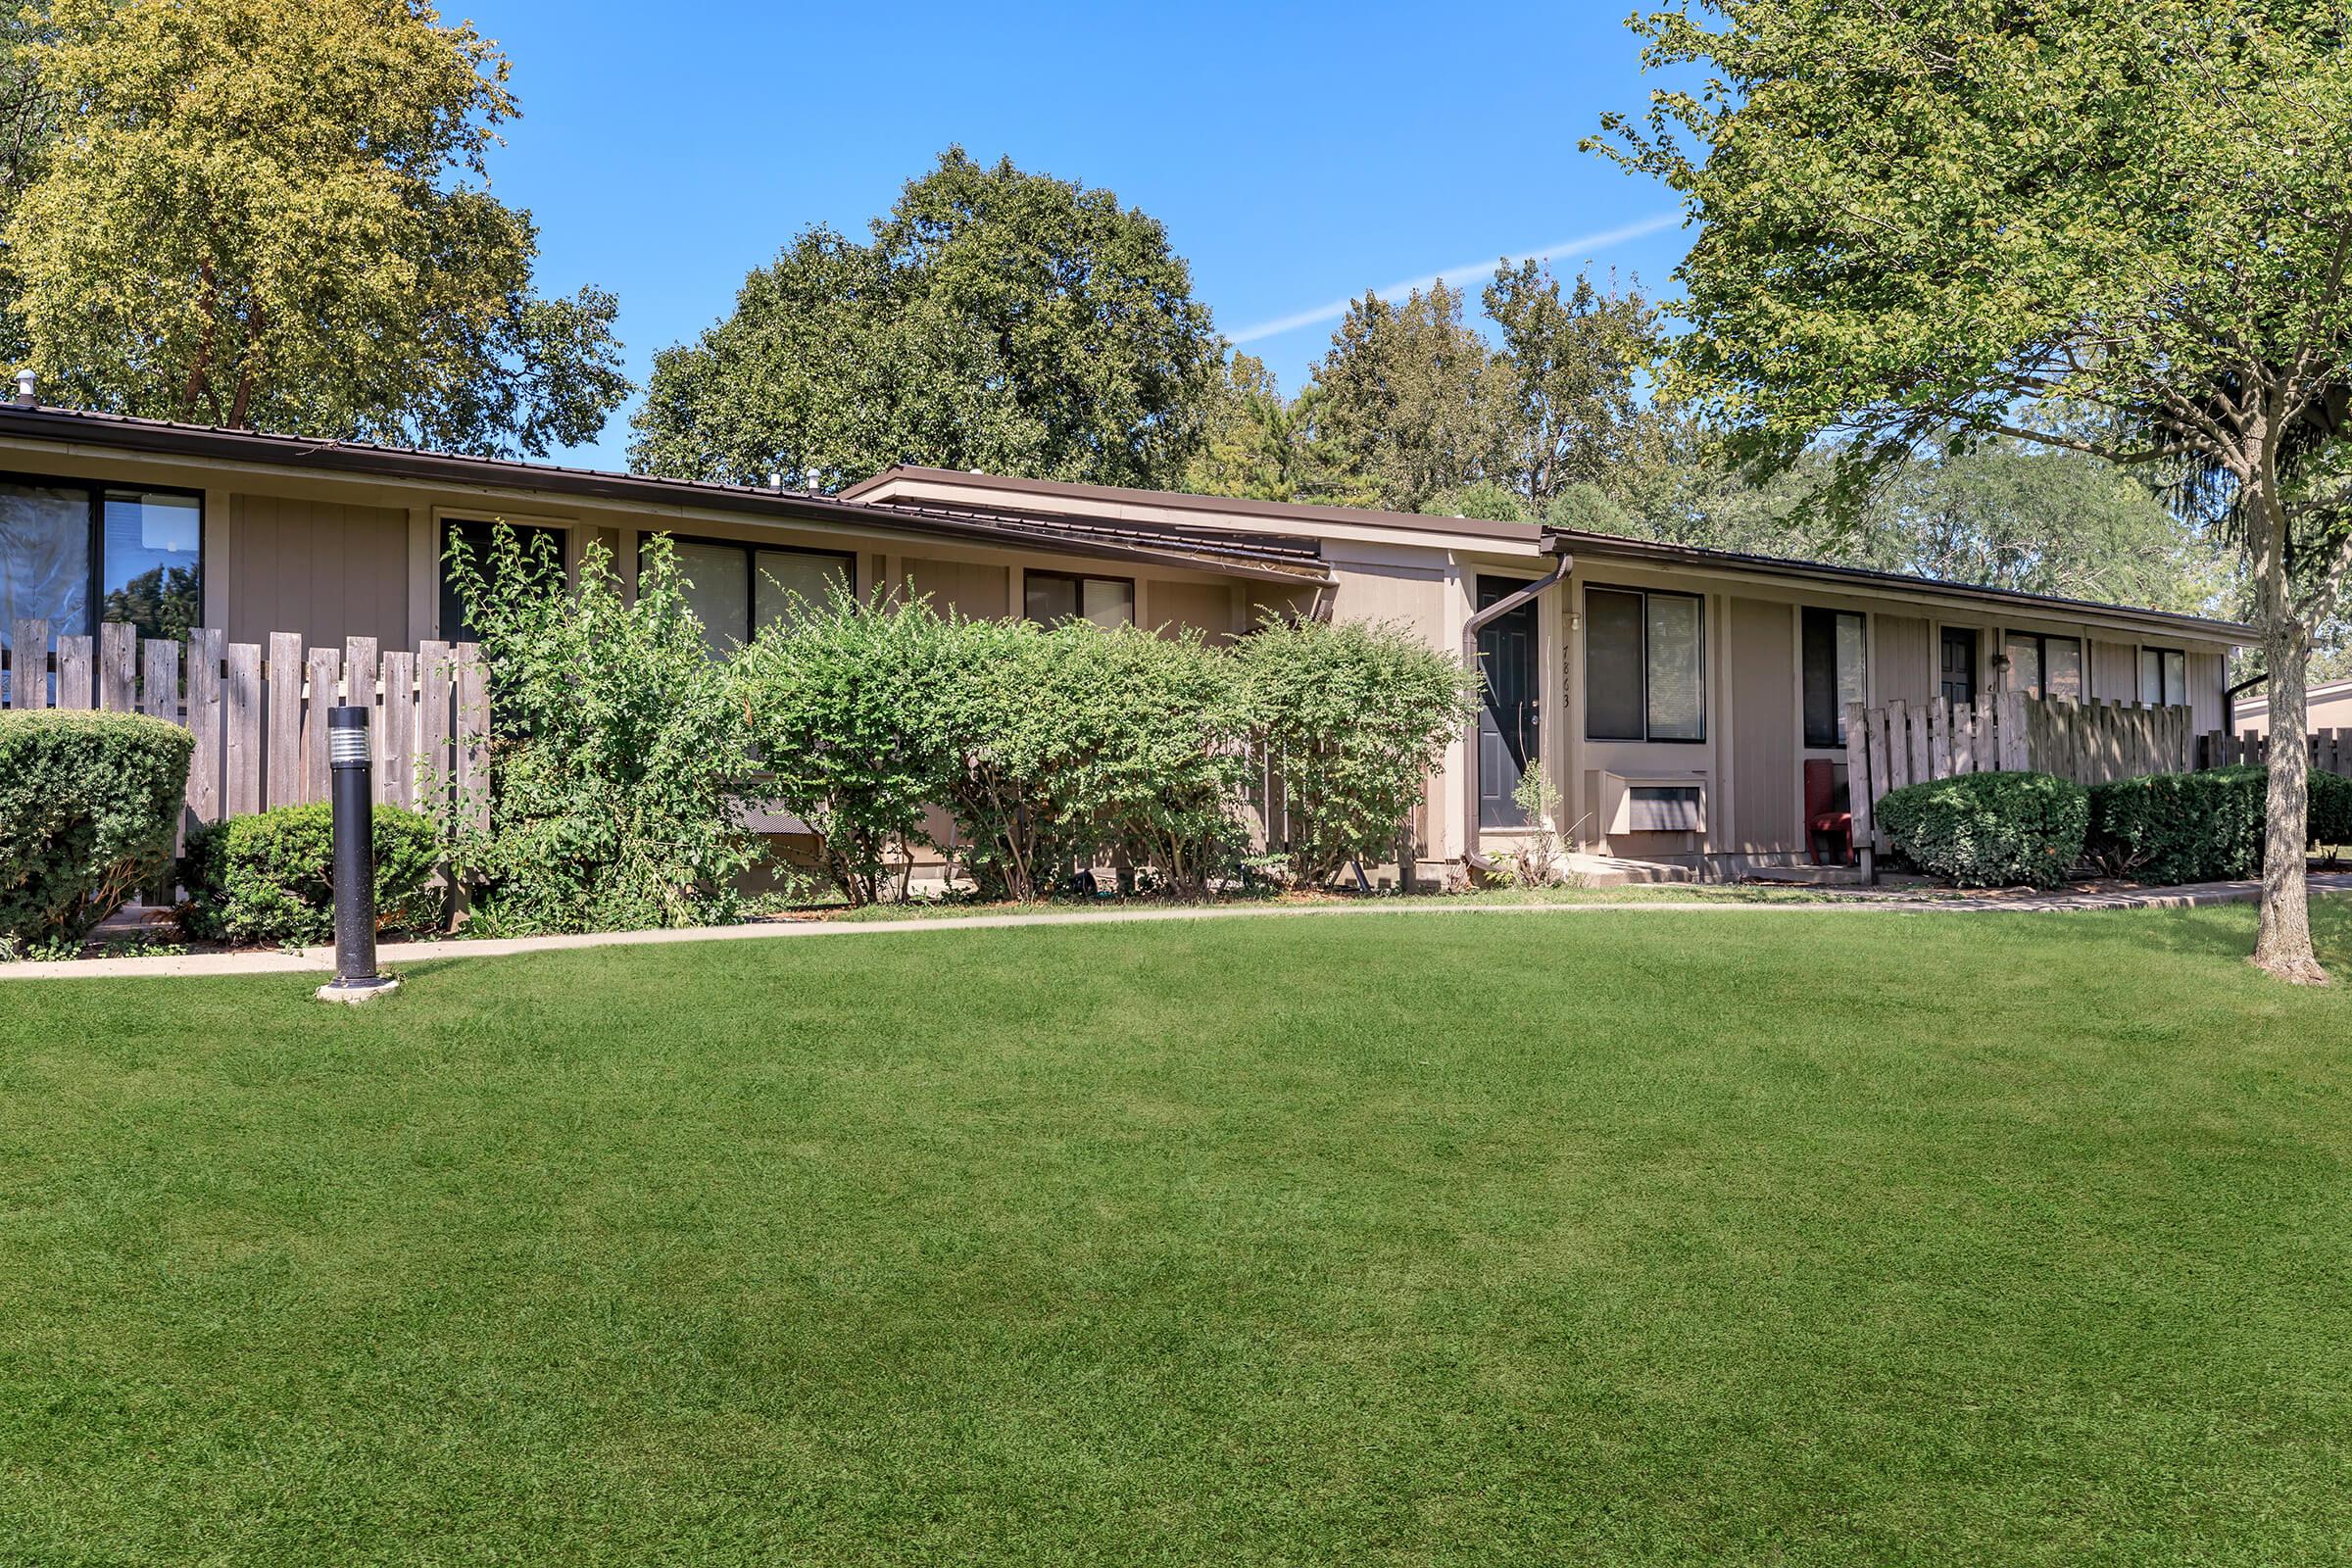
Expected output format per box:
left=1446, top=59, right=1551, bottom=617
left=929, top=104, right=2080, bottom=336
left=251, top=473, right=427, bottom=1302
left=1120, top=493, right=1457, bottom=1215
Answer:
left=1940, top=627, right=1978, bottom=709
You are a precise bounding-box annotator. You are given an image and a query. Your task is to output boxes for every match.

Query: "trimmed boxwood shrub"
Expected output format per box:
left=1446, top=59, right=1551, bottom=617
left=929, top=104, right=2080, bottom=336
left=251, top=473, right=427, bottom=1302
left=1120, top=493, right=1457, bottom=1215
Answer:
left=180, top=803, right=443, bottom=947
left=0, top=710, right=193, bottom=950
left=2089, top=765, right=2352, bottom=884
left=1874, top=769, right=2088, bottom=888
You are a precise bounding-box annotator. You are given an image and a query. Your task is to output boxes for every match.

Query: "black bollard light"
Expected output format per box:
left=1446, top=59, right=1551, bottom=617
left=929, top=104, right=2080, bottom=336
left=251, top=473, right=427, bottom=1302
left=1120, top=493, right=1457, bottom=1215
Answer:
left=315, top=705, right=400, bottom=1004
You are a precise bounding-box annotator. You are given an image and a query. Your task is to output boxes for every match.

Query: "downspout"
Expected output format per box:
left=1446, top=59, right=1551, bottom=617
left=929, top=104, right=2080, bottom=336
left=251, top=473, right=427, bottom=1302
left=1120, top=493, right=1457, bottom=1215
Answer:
left=1459, top=537, right=1575, bottom=876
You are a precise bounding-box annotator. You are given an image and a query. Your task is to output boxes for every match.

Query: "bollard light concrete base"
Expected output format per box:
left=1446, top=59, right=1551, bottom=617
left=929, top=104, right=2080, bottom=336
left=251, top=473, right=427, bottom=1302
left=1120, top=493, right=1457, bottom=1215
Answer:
left=315, top=976, right=401, bottom=1004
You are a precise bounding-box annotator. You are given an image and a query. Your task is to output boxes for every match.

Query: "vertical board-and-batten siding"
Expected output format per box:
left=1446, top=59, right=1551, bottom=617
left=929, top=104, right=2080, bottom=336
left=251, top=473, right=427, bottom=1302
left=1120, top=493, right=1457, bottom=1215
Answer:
left=2090, top=639, right=2137, bottom=703
left=898, top=557, right=1010, bottom=619
left=1727, top=598, right=1798, bottom=851
left=225, top=493, right=411, bottom=650
left=1874, top=614, right=1935, bottom=708
left=2188, top=651, right=2228, bottom=734
left=1147, top=579, right=1240, bottom=643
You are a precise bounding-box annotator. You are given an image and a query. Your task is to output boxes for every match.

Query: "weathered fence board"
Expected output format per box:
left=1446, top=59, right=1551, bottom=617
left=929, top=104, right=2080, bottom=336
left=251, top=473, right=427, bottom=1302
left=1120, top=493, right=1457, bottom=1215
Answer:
left=8, top=621, right=479, bottom=835
left=1845, top=688, right=2352, bottom=854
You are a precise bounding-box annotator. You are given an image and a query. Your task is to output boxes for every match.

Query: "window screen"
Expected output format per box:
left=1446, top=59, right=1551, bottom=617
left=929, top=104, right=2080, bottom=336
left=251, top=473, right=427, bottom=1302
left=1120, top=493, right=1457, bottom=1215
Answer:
left=1801, top=608, right=1867, bottom=748
left=755, top=549, right=851, bottom=631
left=1585, top=585, right=1705, bottom=742
left=2139, top=647, right=2187, bottom=707
left=674, top=540, right=750, bottom=651
left=1584, top=588, right=1646, bottom=741
left=2008, top=632, right=2082, bottom=700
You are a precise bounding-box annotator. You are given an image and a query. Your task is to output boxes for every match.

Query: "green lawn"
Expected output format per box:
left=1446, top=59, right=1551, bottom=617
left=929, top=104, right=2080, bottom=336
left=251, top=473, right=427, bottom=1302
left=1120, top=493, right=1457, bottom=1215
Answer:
left=4, top=905, right=2352, bottom=1565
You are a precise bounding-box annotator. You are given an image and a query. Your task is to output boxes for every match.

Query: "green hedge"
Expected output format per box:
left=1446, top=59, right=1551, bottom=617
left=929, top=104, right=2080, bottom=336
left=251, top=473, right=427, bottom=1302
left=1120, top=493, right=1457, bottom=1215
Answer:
left=2088, top=765, right=2352, bottom=884
left=0, top=710, right=193, bottom=950
left=1875, top=770, right=2088, bottom=888
left=180, top=803, right=444, bottom=947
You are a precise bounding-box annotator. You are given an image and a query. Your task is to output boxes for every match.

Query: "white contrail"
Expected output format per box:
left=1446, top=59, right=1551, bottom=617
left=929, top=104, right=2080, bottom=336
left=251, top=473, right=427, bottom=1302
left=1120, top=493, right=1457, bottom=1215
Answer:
left=1227, top=212, right=1684, bottom=345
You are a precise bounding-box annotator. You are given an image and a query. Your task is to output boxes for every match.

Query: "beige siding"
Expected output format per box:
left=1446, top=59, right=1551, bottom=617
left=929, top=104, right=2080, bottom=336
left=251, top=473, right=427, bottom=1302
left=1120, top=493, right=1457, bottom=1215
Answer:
left=2189, top=651, right=2228, bottom=733
left=901, top=556, right=1009, bottom=618
left=2091, top=638, right=2136, bottom=702
left=1875, top=613, right=1934, bottom=707
left=223, top=492, right=409, bottom=649
left=1728, top=598, right=1799, bottom=852
left=1329, top=561, right=1446, bottom=639
left=1149, top=579, right=1236, bottom=642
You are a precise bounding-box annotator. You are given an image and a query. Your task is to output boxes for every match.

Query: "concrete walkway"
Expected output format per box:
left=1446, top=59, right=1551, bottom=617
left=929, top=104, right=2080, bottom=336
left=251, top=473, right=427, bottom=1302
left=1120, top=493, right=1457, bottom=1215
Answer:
left=6, top=872, right=2348, bottom=982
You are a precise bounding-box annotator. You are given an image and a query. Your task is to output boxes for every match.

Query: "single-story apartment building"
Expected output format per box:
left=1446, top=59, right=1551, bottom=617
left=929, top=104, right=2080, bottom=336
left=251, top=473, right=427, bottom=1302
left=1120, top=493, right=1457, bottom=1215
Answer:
left=0, top=400, right=2247, bottom=881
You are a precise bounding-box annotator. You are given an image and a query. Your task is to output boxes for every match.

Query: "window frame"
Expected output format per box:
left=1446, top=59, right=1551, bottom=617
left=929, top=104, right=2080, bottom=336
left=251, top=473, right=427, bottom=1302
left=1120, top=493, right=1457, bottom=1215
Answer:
left=1800, top=606, right=1868, bottom=750
left=644, top=531, right=858, bottom=648
left=0, top=468, right=207, bottom=648
left=1022, top=568, right=1138, bottom=628
left=2139, top=645, right=2189, bottom=708
left=2005, top=629, right=2084, bottom=700
left=440, top=516, right=568, bottom=644
left=1583, top=582, right=1707, bottom=745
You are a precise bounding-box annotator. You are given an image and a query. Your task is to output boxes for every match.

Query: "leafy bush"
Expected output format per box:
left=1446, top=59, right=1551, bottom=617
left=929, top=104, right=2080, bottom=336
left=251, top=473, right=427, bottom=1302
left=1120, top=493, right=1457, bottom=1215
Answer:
left=0, top=710, right=192, bottom=950
left=179, top=803, right=443, bottom=946
left=741, top=592, right=957, bottom=906
left=1874, top=770, right=2088, bottom=888
left=930, top=616, right=1251, bottom=901
left=1234, top=616, right=1478, bottom=888
left=441, top=526, right=766, bottom=933
left=2089, top=765, right=2352, bottom=883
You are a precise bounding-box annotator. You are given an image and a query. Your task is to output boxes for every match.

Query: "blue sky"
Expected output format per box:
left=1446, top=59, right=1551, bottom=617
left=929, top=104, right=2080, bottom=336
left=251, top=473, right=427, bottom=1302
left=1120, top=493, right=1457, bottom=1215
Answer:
left=482, top=0, right=1695, bottom=470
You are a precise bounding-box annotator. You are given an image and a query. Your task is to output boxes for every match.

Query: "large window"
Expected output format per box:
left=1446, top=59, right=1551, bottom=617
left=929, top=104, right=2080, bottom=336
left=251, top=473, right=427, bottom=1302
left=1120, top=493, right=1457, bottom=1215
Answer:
left=0, top=478, right=203, bottom=663
left=1024, top=570, right=1135, bottom=628
left=2139, top=646, right=2188, bottom=707
left=1801, top=607, right=1868, bottom=748
left=1585, top=585, right=1705, bottom=743
left=657, top=535, right=853, bottom=653
left=2006, top=630, right=2082, bottom=700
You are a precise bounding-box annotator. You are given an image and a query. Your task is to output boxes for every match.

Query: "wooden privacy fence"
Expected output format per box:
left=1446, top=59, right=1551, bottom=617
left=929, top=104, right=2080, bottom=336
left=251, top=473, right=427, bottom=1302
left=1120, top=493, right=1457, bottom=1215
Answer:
left=2201, top=726, right=2352, bottom=776
left=2, top=618, right=488, bottom=836
left=1842, top=689, right=2349, bottom=853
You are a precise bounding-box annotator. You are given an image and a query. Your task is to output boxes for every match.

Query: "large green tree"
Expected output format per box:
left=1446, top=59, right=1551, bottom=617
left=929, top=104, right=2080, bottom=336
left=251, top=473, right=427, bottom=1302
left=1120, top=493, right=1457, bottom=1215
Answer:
left=630, top=149, right=1222, bottom=491
left=1297, top=280, right=1506, bottom=513
left=1595, top=0, right=2352, bottom=981
left=5, top=0, right=628, bottom=457
left=1485, top=263, right=1659, bottom=510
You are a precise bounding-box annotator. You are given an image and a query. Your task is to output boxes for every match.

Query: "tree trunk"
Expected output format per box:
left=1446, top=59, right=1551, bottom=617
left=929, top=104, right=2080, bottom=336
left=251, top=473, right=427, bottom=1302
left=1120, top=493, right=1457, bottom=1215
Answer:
left=2247, top=468, right=2327, bottom=983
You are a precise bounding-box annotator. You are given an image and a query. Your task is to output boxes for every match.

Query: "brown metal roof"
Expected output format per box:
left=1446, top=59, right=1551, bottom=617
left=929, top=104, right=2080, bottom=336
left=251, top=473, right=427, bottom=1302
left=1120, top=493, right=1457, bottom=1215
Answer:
left=1549, top=525, right=2252, bottom=639
left=848, top=463, right=2247, bottom=641
left=0, top=406, right=1334, bottom=585
left=841, top=463, right=1548, bottom=543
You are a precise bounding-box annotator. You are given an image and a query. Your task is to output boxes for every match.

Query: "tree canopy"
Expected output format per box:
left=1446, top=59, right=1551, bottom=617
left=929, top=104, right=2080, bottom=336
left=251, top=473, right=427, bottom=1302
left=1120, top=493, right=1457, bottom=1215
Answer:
left=1592, top=0, right=2352, bottom=980
left=3, top=0, right=629, bottom=457
left=629, top=148, right=1223, bottom=491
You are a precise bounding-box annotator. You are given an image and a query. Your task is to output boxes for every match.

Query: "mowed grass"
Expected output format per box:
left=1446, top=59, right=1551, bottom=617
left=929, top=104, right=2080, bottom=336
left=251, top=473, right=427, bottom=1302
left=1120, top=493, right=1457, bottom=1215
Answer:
left=4, top=905, right=2352, bottom=1566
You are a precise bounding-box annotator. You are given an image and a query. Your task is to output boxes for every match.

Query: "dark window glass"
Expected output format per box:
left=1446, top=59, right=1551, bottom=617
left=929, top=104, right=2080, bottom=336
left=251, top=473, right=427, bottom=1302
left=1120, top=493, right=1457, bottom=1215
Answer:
left=646, top=534, right=855, bottom=656
left=1585, top=585, right=1704, bottom=742
left=1024, top=571, right=1133, bottom=627
left=2008, top=631, right=2083, bottom=700
left=442, top=519, right=565, bottom=644
left=101, top=490, right=202, bottom=643
left=1584, top=588, right=1646, bottom=741
left=1801, top=608, right=1868, bottom=748
left=2139, top=647, right=2188, bottom=707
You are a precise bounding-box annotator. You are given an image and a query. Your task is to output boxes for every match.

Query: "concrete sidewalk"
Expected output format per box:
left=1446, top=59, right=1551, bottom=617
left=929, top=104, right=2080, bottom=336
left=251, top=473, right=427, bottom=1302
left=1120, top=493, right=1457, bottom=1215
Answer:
left=5, top=872, right=2348, bottom=982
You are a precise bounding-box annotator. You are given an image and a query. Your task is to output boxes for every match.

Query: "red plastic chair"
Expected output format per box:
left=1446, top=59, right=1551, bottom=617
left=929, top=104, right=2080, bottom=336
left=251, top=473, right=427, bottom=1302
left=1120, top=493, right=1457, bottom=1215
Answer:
left=1804, top=759, right=1854, bottom=866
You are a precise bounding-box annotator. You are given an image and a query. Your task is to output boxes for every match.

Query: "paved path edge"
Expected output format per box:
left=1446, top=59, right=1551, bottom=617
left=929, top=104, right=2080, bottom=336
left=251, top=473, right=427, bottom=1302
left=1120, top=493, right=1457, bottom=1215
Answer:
left=7, top=873, right=2349, bottom=982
